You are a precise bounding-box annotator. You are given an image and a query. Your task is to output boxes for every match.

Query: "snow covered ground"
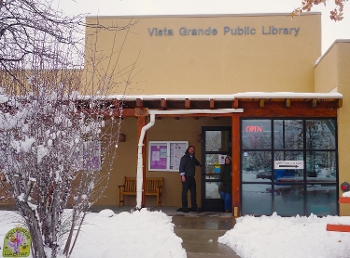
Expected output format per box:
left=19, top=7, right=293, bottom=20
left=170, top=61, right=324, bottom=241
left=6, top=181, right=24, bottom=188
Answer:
left=1, top=207, right=350, bottom=258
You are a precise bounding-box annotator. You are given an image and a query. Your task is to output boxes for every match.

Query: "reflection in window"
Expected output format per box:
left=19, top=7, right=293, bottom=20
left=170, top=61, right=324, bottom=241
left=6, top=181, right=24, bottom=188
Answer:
left=205, top=182, right=221, bottom=199
left=306, top=184, right=337, bottom=216
left=274, top=184, right=304, bottom=216
left=306, top=151, right=336, bottom=181
left=242, top=151, right=272, bottom=182
left=241, top=118, right=337, bottom=216
left=242, top=120, right=271, bottom=149
left=242, top=184, right=272, bottom=215
left=274, top=120, right=303, bottom=149
left=306, top=120, right=336, bottom=150
left=205, top=131, right=230, bottom=151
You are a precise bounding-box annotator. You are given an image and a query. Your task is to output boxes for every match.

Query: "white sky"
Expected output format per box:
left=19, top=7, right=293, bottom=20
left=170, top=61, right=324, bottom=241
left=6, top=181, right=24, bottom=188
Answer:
left=54, top=0, right=350, bottom=54
left=1, top=208, right=350, bottom=258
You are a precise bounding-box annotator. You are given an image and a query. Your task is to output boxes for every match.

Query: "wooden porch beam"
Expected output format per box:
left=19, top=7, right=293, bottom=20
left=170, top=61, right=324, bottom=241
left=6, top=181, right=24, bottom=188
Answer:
left=136, top=98, right=143, bottom=108
left=338, top=99, right=343, bottom=108
left=232, top=115, right=241, bottom=217
left=259, top=99, right=264, bottom=108
left=233, top=98, right=239, bottom=109
left=210, top=99, right=215, bottom=109
left=185, top=98, right=191, bottom=109
left=285, top=99, right=290, bottom=108
left=134, top=108, right=148, bottom=117
left=160, top=98, right=167, bottom=109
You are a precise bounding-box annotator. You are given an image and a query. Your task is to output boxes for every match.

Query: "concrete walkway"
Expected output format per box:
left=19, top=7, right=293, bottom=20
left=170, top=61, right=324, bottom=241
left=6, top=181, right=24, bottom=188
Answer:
left=172, top=215, right=240, bottom=257
left=151, top=207, right=241, bottom=258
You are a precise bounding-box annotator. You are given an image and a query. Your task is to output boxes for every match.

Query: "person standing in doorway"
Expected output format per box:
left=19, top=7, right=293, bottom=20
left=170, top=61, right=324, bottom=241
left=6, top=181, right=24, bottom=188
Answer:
left=179, top=145, right=201, bottom=212
left=219, top=156, right=232, bottom=212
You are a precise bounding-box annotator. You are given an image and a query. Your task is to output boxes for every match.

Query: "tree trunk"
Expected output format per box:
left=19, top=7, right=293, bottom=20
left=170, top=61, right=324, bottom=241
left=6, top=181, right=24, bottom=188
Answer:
left=20, top=201, right=47, bottom=258
left=62, top=208, right=77, bottom=256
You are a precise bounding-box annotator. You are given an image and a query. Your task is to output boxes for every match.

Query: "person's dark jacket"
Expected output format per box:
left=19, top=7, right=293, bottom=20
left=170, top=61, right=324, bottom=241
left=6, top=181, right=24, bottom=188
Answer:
left=220, top=162, right=232, bottom=194
left=179, top=154, right=200, bottom=177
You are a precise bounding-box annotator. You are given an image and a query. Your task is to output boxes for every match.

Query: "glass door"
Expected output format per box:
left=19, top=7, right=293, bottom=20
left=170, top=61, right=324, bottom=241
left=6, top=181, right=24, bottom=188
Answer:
left=201, top=126, right=231, bottom=211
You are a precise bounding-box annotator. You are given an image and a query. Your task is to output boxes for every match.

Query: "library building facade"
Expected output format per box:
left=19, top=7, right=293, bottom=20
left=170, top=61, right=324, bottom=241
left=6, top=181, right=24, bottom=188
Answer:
left=27, top=13, right=350, bottom=217
left=82, top=12, right=350, bottom=217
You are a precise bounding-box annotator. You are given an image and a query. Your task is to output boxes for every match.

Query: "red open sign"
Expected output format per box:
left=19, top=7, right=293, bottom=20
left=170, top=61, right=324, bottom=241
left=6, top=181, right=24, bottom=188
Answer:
left=245, top=126, right=262, bottom=132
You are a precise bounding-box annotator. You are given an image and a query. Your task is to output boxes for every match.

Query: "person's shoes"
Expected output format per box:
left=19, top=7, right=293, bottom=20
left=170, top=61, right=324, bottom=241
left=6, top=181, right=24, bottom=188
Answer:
left=192, top=207, right=202, bottom=212
left=225, top=210, right=232, bottom=213
left=182, top=208, right=189, bottom=213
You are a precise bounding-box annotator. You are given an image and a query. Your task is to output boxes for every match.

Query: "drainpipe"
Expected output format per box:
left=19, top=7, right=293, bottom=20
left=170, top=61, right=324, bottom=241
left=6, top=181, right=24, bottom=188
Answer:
left=135, top=108, right=243, bottom=210
left=136, top=113, right=155, bottom=209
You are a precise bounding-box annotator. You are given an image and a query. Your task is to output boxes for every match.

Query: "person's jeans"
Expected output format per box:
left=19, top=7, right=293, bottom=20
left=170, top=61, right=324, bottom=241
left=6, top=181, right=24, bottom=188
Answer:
left=182, top=176, right=197, bottom=210
left=220, top=191, right=232, bottom=211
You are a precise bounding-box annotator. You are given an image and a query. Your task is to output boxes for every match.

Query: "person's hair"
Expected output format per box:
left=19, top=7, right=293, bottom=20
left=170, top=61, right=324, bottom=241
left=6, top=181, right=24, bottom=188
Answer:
left=185, top=145, right=196, bottom=155
left=225, top=156, right=232, bottom=164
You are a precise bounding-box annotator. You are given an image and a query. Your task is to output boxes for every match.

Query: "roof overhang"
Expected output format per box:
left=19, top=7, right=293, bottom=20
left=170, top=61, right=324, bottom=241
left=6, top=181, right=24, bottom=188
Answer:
left=76, top=92, right=343, bottom=117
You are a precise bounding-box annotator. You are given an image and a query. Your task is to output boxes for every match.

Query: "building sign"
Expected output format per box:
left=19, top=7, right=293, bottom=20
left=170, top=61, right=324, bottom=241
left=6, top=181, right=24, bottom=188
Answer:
left=2, top=227, right=31, bottom=257
left=149, top=141, right=188, bottom=171
left=148, top=26, right=300, bottom=37
left=274, top=160, right=304, bottom=170
left=245, top=125, right=263, bottom=132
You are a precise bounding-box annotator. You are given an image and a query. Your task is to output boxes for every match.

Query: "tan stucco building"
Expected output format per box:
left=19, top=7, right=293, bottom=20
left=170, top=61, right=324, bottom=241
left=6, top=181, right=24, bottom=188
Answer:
left=82, top=12, right=349, bottom=217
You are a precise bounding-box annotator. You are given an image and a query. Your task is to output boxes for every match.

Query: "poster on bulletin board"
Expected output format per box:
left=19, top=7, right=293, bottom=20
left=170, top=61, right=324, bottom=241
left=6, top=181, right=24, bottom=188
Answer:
left=169, top=142, right=188, bottom=170
left=149, top=143, right=168, bottom=170
left=149, top=141, right=188, bottom=171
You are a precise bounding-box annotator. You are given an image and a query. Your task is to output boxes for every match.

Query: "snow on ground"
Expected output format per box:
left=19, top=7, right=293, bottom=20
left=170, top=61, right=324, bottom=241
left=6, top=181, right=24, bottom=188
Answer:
left=219, top=212, right=350, bottom=258
left=1, top=208, right=350, bottom=258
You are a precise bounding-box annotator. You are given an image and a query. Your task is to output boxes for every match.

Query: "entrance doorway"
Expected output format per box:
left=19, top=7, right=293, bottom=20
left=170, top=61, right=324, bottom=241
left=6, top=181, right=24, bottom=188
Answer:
left=201, top=126, right=231, bottom=211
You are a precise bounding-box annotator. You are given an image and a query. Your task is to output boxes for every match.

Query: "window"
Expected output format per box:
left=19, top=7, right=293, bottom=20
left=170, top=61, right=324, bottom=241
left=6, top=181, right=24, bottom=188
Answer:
left=241, top=118, right=338, bottom=216
left=148, top=141, right=188, bottom=172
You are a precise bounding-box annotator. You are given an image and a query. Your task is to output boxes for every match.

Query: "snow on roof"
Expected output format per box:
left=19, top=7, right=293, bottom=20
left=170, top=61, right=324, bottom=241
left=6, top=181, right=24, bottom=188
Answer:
left=91, top=92, right=342, bottom=101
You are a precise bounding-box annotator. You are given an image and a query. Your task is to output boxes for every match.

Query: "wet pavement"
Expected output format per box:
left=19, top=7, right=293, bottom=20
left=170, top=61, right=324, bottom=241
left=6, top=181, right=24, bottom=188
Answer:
left=172, top=214, right=240, bottom=257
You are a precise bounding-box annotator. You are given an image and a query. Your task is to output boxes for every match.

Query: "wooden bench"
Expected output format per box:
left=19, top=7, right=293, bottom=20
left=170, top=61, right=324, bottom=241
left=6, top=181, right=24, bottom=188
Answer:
left=118, top=177, right=163, bottom=207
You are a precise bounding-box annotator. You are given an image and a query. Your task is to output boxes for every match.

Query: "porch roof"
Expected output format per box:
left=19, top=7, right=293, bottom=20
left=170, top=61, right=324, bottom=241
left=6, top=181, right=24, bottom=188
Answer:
left=76, top=92, right=342, bottom=117
left=102, top=92, right=343, bottom=110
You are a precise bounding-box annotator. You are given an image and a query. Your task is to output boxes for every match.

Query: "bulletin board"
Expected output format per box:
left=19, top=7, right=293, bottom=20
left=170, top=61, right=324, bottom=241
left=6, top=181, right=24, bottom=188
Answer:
left=148, top=141, right=188, bottom=172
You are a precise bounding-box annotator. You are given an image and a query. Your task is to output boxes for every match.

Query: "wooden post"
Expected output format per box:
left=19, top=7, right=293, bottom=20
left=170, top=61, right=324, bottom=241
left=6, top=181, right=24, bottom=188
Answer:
left=231, top=115, right=241, bottom=217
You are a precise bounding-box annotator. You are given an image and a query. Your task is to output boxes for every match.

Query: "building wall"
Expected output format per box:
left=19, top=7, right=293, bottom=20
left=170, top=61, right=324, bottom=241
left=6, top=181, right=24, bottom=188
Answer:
left=335, top=42, right=350, bottom=215
left=94, top=117, right=231, bottom=207
left=314, top=44, right=339, bottom=93
left=95, top=118, right=138, bottom=207
left=315, top=41, right=350, bottom=216
left=85, top=13, right=321, bottom=95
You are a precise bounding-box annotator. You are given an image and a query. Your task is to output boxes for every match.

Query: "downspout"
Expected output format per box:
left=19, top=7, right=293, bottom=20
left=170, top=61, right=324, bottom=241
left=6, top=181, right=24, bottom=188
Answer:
left=135, top=108, right=243, bottom=210
left=136, top=113, right=155, bottom=209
